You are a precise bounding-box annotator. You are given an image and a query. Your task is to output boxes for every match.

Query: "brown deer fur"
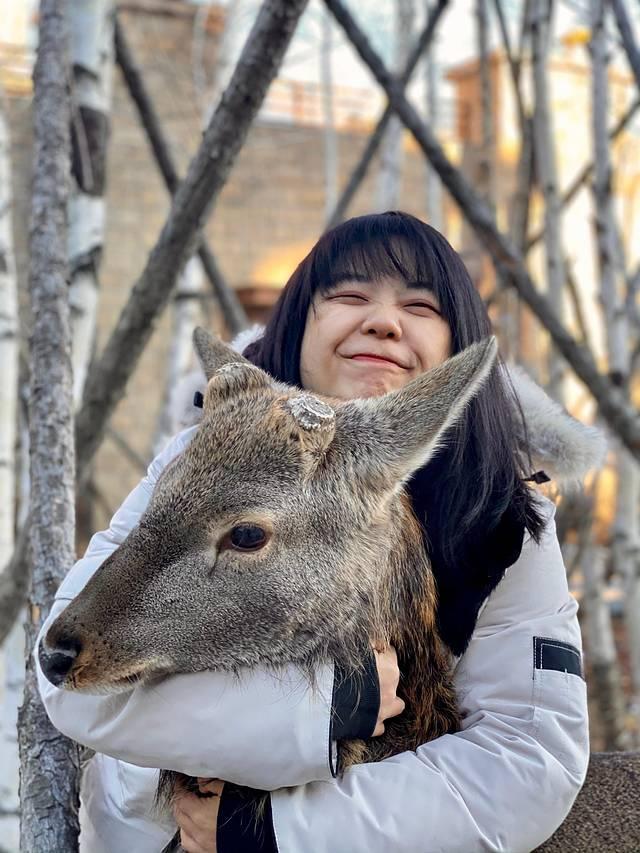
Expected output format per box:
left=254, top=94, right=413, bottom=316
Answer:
left=41, top=329, right=499, bottom=838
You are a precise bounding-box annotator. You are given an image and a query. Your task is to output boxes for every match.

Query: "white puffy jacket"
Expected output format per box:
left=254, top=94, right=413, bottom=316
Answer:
left=36, top=426, right=589, bottom=853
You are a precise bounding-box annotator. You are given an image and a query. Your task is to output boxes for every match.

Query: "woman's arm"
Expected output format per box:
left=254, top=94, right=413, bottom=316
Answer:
left=36, top=426, right=377, bottom=789
left=213, top=499, right=588, bottom=852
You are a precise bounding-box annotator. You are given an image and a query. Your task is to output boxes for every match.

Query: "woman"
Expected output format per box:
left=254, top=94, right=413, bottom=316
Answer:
left=37, top=212, right=589, bottom=852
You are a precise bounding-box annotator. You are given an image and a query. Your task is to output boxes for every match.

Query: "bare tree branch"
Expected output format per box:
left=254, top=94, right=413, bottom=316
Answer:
left=75, top=0, right=309, bottom=482
left=491, top=0, right=527, bottom=127
left=18, top=0, right=81, bottom=848
left=531, top=0, right=566, bottom=398
left=113, top=17, right=248, bottom=336
left=590, top=0, right=629, bottom=385
left=325, top=0, right=448, bottom=230
left=526, top=96, right=640, bottom=251
left=564, top=254, right=594, bottom=352
left=611, top=0, right=640, bottom=93
left=105, top=425, right=149, bottom=474
left=476, top=0, right=494, bottom=206
left=325, top=0, right=640, bottom=457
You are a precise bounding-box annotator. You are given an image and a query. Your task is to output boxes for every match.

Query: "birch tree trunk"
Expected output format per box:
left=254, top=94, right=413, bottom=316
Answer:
left=423, top=2, right=442, bottom=231
left=0, top=90, right=20, bottom=853
left=18, top=1, right=81, bottom=849
left=0, top=96, right=17, bottom=592
left=530, top=0, right=565, bottom=400
left=152, top=257, right=204, bottom=456
left=590, top=0, right=638, bottom=741
left=493, top=0, right=532, bottom=362
left=612, top=445, right=640, bottom=744
left=582, top=545, right=630, bottom=751
left=68, top=0, right=115, bottom=406
left=590, top=0, right=628, bottom=386
left=475, top=0, right=494, bottom=206
left=375, top=0, right=414, bottom=210
left=321, top=9, right=338, bottom=221
left=611, top=0, right=640, bottom=93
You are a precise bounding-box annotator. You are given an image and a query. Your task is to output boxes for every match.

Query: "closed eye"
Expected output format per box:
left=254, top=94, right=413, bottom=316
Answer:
left=405, top=301, right=441, bottom=315
left=326, top=293, right=368, bottom=303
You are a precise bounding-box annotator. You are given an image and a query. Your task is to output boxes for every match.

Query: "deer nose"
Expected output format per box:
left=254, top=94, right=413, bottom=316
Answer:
left=38, top=634, right=82, bottom=686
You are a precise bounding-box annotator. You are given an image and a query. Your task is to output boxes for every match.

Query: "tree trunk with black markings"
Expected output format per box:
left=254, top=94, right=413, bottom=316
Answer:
left=17, top=1, right=81, bottom=849
left=68, top=0, right=115, bottom=405
left=0, top=88, right=21, bottom=853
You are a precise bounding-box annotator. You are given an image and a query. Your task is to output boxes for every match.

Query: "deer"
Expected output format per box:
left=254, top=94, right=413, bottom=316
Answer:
left=38, top=329, right=640, bottom=852
left=38, top=328, right=500, bottom=846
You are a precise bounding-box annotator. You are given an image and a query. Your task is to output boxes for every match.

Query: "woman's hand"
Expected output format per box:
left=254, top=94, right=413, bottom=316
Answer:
left=371, top=644, right=405, bottom=736
left=173, top=778, right=224, bottom=853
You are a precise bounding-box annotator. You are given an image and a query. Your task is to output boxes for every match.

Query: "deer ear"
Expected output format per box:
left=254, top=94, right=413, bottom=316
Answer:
left=334, top=337, right=498, bottom=488
left=193, top=326, right=251, bottom=380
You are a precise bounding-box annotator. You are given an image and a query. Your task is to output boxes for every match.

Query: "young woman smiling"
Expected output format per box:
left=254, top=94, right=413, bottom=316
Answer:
left=37, top=212, right=589, bottom=853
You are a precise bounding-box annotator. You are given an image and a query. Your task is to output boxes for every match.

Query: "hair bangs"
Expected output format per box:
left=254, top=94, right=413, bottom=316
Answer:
left=310, top=214, right=452, bottom=312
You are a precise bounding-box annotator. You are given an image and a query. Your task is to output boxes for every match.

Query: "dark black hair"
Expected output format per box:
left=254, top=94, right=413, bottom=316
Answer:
left=244, top=212, right=544, bottom=650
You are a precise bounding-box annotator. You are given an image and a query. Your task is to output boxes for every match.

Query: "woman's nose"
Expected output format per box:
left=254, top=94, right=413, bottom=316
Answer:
left=361, top=309, right=402, bottom=339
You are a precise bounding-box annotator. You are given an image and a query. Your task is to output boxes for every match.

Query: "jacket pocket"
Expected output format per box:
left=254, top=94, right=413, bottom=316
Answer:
left=531, top=668, right=589, bottom=777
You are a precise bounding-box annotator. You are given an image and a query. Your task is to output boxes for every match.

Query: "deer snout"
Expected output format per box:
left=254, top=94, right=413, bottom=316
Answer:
left=39, top=633, right=82, bottom=687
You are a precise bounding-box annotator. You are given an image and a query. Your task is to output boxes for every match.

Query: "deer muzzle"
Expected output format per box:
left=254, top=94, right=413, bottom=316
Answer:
left=39, top=632, right=82, bottom=687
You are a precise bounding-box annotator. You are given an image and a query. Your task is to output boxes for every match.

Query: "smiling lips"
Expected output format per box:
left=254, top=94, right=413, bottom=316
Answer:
left=347, top=353, right=409, bottom=369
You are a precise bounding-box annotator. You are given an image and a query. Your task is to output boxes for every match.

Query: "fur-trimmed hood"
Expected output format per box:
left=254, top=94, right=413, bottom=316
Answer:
left=174, top=325, right=606, bottom=486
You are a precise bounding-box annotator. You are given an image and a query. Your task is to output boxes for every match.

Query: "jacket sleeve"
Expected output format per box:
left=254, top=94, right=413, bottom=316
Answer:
left=268, top=500, right=589, bottom=853
left=35, top=427, right=342, bottom=790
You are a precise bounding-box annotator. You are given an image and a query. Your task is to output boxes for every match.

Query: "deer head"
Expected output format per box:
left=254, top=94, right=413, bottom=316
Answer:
left=40, top=329, right=497, bottom=693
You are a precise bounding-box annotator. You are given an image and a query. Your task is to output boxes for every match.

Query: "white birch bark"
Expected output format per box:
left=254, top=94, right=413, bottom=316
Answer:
left=612, top=445, right=640, bottom=743
left=153, top=257, right=205, bottom=456
left=19, top=0, right=81, bottom=846
left=530, top=0, right=565, bottom=401
left=582, top=544, right=630, bottom=751
left=68, top=0, right=114, bottom=406
left=375, top=0, right=414, bottom=211
left=0, top=97, right=17, bottom=578
left=590, top=0, right=629, bottom=385
left=423, top=2, right=442, bottom=231
left=475, top=0, right=494, bottom=206
left=321, top=9, right=338, bottom=221
left=590, top=0, right=637, bottom=741
left=0, top=90, right=20, bottom=853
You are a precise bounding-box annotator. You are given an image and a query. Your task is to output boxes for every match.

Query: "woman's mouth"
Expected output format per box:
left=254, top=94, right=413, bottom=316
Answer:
left=348, top=354, right=407, bottom=369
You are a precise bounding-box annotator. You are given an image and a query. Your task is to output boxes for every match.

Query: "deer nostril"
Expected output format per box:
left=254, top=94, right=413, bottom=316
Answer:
left=39, top=634, right=82, bottom=687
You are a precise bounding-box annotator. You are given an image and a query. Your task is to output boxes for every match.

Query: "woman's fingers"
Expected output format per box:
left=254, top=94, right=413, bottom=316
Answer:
left=173, top=785, right=222, bottom=853
left=197, top=777, right=224, bottom=796
left=371, top=644, right=405, bottom=737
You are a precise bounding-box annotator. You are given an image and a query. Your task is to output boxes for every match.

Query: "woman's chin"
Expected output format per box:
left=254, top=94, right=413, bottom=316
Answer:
left=346, top=377, right=404, bottom=399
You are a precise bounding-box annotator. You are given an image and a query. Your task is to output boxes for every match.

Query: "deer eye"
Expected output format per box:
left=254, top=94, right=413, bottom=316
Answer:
left=226, top=524, right=268, bottom=552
